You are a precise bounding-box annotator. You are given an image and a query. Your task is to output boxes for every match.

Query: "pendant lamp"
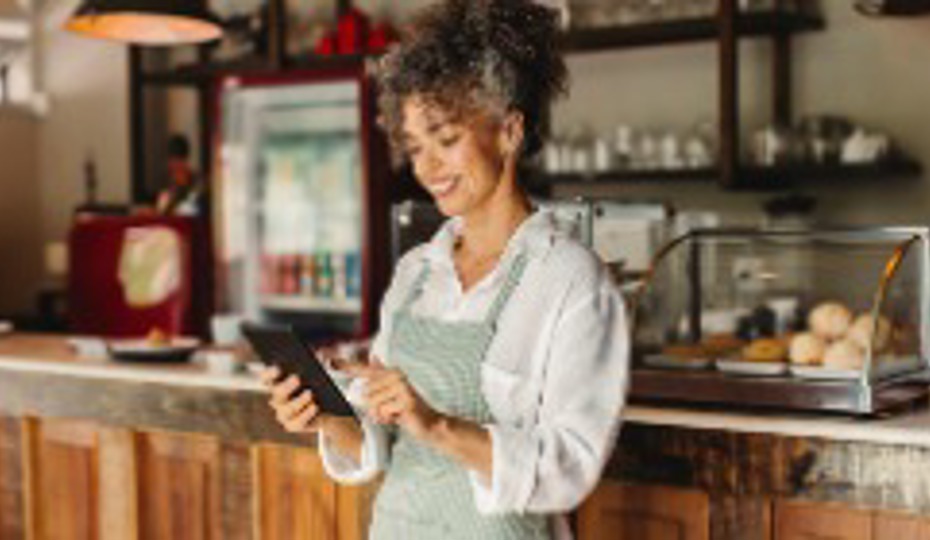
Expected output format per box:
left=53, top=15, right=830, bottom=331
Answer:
left=64, top=0, right=223, bottom=46
left=855, top=0, right=930, bottom=16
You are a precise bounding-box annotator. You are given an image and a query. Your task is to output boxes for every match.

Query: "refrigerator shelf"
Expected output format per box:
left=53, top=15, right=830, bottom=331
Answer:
left=260, top=295, right=362, bottom=314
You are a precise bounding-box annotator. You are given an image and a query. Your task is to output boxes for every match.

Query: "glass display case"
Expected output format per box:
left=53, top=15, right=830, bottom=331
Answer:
left=630, top=227, right=930, bottom=415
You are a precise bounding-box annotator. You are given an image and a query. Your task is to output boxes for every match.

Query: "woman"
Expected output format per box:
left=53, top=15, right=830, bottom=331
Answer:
left=261, top=1, right=628, bottom=538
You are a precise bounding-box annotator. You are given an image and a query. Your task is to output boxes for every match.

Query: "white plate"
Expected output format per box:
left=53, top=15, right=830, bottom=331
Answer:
left=716, top=359, right=788, bottom=377
left=789, top=365, right=859, bottom=381
left=791, top=357, right=923, bottom=381
left=109, top=337, right=199, bottom=352
left=108, top=337, right=200, bottom=363
left=642, top=354, right=713, bottom=370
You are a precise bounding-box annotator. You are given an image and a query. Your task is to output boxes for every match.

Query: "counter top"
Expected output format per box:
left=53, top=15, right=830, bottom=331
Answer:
left=2, top=333, right=930, bottom=449
left=0, top=333, right=264, bottom=392
left=624, top=404, right=930, bottom=449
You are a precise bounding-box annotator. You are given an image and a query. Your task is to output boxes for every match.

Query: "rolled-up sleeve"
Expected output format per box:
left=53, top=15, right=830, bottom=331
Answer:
left=318, top=248, right=422, bottom=484
left=319, top=405, right=389, bottom=484
left=470, top=271, right=629, bottom=514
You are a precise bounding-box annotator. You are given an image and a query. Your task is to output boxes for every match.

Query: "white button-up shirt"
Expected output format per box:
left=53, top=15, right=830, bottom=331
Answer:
left=320, top=209, right=630, bottom=539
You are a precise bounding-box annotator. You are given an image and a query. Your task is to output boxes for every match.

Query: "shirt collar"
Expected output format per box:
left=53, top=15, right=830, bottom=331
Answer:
left=422, top=208, right=562, bottom=266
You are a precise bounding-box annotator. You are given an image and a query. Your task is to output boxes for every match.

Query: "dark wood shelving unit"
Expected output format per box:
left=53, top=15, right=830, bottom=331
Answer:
left=129, top=0, right=922, bottom=204
left=540, top=157, right=923, bottom=192
left=137, top=9, right=824, bottom=87
left=563, top=10, right=823, bottom=52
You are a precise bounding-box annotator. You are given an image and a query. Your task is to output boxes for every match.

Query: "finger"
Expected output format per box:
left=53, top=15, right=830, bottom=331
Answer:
left=329, top=357, right=350, bottom=372
left=258, top=366, right=281, bottom=386
left=283, top=403, right=320, bottom=433
left=373, top=400, right=405, bottom=424
left=314, top=345, right=341, bottom=367
left=280, top=390, right=314, bottom=420
left=316, top=344, right=338, bottom=358
left=270, top=375, right=301, bottom=405
left=269, top=384, right=307, bottom=414
left=364, top=370, right=406, bottom=396
left=366, top=383, right=408, bottom=411
left=340, top=361, right=385, bottom=378
left=276, top=392, right=314, bottom=425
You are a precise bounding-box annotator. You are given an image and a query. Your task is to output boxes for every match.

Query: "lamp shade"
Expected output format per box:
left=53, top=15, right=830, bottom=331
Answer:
left=64, top=0, right=223, bottom=45
left=855, top=0, right=930, bottom=16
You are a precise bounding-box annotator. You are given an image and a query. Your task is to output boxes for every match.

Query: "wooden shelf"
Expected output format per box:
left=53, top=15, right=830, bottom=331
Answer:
left=141, top=54, right=369, bottom=86
left=542, top=158, right=923, bottom=192
left=563, top=10, right=824, bottom=53
left=543, top=168, right=719, bottom=185
left=286, top=53, right=369, bottom=71
left=733, top=158, right=924, bottom=191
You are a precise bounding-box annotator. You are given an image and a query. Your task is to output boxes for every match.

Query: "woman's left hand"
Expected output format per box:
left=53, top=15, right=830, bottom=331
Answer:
left=342, top=361, right=443, bottom=441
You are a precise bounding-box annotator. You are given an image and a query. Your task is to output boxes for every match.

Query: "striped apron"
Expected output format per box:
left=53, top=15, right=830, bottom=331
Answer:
left=369, top=253, right=551, bottom=540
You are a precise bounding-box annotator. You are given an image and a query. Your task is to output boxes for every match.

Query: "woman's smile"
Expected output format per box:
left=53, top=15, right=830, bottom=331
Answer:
left=425, top=175, right=461, bottom=199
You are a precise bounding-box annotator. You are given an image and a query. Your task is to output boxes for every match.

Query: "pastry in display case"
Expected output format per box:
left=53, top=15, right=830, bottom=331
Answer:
left=630, top=227, right=930, bottom=415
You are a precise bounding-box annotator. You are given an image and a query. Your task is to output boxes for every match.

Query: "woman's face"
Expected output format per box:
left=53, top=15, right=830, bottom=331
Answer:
left=401, top=96, right=515, bottom=218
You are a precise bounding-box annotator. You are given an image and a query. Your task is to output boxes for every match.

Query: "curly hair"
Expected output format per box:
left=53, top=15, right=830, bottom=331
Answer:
left=375, top=0, right=568, bottom=165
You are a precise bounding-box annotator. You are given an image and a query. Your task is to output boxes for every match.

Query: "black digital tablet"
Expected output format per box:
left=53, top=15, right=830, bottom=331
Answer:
left=241, top=323, right=357, bottom=420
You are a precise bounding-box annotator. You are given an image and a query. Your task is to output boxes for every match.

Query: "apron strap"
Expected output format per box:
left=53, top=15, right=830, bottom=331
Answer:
left=398, top=261, right=432, bottom=313
left=484, top=253, right=529, bottom=325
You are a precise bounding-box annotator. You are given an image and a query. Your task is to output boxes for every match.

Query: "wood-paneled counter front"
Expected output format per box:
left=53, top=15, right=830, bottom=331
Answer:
left=3, top=333, right=930, bottom=540
left=0, top=334, right=374, bottom=540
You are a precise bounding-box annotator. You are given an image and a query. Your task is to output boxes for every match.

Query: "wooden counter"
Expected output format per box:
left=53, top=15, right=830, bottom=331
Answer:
left=0, top=334, right=374, bottom=540
left=2, top=333, right=930, bottom=539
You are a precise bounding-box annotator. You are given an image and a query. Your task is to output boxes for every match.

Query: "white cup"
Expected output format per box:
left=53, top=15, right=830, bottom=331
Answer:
left=204, top=350, right=239, bottom=375
left=211, top=314, right=245, bottom=346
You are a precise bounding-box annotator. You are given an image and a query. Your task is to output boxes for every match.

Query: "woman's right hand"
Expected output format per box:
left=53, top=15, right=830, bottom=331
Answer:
left=260, top=366, right=329, bottom=434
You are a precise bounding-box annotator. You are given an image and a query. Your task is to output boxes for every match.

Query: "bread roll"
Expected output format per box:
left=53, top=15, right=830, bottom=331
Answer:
left=822, top=339, right=865, bottom=370
left=847, top=313, right=891, bottom=352
left=742, top=338, right=787, bottom=363
left=701, top=333, right=744, bottom=356
left=789, top=332, right=826, bottom=365
left=808, top=302, right=853, bottom=340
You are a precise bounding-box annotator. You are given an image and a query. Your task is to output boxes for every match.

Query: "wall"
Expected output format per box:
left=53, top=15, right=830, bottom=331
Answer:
left=0, top=0, right=131, bottom=315
left=37, top=0, right=130, bottom=246
left=0, top=109, right=41, bottom=315
left=554, top=2, right=930, bottom=227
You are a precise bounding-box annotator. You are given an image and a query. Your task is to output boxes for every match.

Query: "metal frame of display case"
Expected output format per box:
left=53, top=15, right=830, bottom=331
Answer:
left=630, top=226, right=930, bottom=415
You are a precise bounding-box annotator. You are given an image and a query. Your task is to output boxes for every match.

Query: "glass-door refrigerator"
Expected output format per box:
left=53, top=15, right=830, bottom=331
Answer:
left=215, top=69, right=390, bottom=342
